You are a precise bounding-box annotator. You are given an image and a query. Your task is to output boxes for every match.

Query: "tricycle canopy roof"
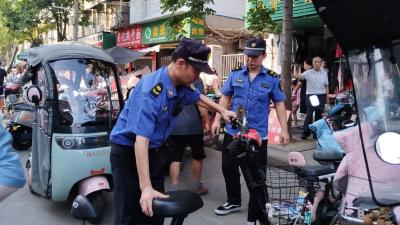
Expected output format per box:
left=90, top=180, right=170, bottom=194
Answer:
left=313, top=0, right=400, bottom=52
left=25, top=42, right=115, bottom=67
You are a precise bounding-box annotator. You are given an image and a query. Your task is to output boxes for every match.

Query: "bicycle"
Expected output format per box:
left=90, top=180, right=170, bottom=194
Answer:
left=265, top=150, right=343, bottom=225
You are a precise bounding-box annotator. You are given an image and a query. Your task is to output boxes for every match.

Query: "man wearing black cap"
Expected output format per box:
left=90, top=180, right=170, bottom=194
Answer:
left=109, top=38, right=236, bottom=225
left=211, top=37, right=289, bottom=224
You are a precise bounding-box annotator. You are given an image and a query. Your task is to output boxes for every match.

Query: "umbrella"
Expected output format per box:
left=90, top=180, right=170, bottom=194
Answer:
left=105, top=46, right=147, bottom=64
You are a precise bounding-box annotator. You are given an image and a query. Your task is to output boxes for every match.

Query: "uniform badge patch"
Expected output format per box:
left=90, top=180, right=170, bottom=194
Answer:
left=150, top=83, right=163, bottom=97
left=261, top=83, right=270, bottom=88
left=231, top=66, right=241, bottom=72
left=267, top=69, right=279, bottom=77
left=236, top=79, right=243, bottom=83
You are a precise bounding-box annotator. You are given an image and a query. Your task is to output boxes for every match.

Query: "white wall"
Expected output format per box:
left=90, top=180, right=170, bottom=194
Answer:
left=130, top=0, right=246, bottom=24
left=209, top=0, right=246, bottom=19
left=130, top=0, right=189, bottom=24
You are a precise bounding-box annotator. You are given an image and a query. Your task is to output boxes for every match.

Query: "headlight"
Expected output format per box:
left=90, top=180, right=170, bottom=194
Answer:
left=55, top=135, right=109, bottom=150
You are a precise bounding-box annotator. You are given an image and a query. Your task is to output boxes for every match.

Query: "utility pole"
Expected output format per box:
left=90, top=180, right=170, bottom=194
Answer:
left=73, top=0, right=79, bottom=41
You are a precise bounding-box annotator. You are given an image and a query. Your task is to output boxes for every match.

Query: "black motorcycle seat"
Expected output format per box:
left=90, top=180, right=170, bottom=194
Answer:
left=295, top=165, right=336, bottom=178
left=153, top=190, right=204, bottom=217
left=13, top=103, right=34, bottom=111
left=313, top=150, right=344, bottom=162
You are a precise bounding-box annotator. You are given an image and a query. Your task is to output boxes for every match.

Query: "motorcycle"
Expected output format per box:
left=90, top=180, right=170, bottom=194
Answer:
left=22, top=43, right=124, bottom=224
left=5, top=93, right=34, bottom=150
left=312, top=0, right=400, bottom=224
left=325, top=92, right=355, bottom=131
left=226, top=105, right=270, bottom=225
left=288, top=117, right=344, bottom=225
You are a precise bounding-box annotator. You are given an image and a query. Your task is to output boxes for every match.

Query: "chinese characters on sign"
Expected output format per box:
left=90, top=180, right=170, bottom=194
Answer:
left=190, top=18, right=205, bottom=37
left=267, top=108, right=291, bottom=145
left=79, top=33, right=103, bottom=48
left=142, top=17, right=206, bottom=45
left=116, top=25, right=142, bottom=49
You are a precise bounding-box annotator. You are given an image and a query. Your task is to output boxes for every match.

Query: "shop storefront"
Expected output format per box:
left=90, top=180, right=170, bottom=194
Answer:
left=78, top=31, right=116, bottom=49
left=141, top=16, right=206, bottom=69
left=115, top=25, right=156, bottom=73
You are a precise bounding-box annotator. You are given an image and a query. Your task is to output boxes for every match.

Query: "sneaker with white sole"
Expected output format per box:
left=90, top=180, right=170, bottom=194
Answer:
left=214, top=202, right=241, bottom=215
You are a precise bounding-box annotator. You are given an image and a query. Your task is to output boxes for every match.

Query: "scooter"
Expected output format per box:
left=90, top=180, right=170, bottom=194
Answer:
left=71, top=190, right=204, bottom=225
left=5, top=94, right=33, bottom=150
left=325, top=92, right=355, bottom=131
left=311, top=0, right=400, bottom=224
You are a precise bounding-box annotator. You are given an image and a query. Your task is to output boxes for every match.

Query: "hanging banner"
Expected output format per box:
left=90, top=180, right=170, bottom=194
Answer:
left=267, top=108, right=291, bottom=145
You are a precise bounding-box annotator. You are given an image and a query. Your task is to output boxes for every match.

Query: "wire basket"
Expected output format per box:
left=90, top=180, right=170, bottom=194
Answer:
left=264, top=165, right=320, bottom=225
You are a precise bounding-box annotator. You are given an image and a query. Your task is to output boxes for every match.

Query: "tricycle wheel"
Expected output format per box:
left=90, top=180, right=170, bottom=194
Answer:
left=11, top=127, right=32, bottom=150
left=87, top=191, right=105, bottom=224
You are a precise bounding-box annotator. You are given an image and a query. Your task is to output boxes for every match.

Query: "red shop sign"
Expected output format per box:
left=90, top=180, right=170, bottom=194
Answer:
left=116, top=25, right=142, bottom=49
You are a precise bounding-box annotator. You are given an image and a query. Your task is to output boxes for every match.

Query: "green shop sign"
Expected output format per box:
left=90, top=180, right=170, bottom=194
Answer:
left=142, top=17, right=205, bottom=45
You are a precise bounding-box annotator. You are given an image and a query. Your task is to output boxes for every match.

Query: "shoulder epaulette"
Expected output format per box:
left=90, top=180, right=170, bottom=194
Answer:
left=231, top=66, right=242, bottom=72
left=150, top=82, right=163, bottom=97
left=267, top=69, right=279, bottom=78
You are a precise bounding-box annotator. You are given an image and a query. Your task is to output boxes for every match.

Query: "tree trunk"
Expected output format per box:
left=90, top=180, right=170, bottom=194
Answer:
left=281, top=0, right=293, bottom=138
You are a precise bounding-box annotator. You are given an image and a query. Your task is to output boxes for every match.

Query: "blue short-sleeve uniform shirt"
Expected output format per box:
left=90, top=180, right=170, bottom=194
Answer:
left=220, top=66, right=285, bottom=139
left=110, top=67, right=201, bottom=148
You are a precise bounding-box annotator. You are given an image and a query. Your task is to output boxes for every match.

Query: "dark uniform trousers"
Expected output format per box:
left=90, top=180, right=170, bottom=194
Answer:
left=221, top=133, right=268, bottom=222
left=110, top=143, right=165, bottom=225
left=303, top=94, right=327, bottom=135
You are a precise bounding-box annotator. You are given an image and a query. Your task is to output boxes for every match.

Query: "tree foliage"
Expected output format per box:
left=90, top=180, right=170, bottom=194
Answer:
left=0, top=0, right=94, bottom=46
left=0, top=0, right=49, bottom=46
left=160, top=0, right=215, bottom=19
left=160, top=0, right=215, bottom=39
left=245, top=0, right=279, bottom=35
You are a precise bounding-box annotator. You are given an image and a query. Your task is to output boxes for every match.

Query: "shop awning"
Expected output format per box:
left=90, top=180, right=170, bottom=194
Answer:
left=139, top=43, right=179, bottom=53
left=106, top=46, right=146, bottom=64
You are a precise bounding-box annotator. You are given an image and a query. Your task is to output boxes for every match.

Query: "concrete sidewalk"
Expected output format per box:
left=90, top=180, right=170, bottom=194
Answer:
left=164, top=123, right=318, bottom=225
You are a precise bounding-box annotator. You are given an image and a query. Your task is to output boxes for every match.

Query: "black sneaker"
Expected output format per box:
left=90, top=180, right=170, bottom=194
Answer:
left=301, top=133, right=309, bottom=140
left=214, top=202, right=241, bottom=215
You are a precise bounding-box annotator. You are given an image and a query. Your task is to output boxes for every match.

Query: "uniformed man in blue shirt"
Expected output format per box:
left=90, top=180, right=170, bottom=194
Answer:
left=211, top=37, right=290, bottom=225
left=109, top=38, right=236, bottom=225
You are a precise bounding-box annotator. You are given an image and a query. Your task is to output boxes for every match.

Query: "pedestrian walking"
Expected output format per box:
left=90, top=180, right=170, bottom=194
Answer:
left=210, top=37, right=289, bottom=225
left=0, top=62, right=6, bottom=95
left=166, top=78, right=209, bottom=195
left=109, top=38, right=236, bottom=225
left=292, top=56, right=329, bottom=139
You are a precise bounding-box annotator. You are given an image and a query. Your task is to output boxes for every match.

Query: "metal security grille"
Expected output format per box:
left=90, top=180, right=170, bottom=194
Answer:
left=221, top=54, right=245, bottom=85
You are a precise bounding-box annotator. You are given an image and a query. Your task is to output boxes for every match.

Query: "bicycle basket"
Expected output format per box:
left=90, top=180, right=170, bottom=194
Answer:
left=264, top=166, right=320, bottom=225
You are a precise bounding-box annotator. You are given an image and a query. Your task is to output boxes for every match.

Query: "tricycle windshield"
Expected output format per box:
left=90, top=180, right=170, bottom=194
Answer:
left=50, top=59, right=120, bottom=127
left=348, top=41, right=400, bottom=204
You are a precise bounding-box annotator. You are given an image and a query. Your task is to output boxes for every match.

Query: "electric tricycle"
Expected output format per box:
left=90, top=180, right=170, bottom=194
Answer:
left=23, top=43, right=124, bottom=223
